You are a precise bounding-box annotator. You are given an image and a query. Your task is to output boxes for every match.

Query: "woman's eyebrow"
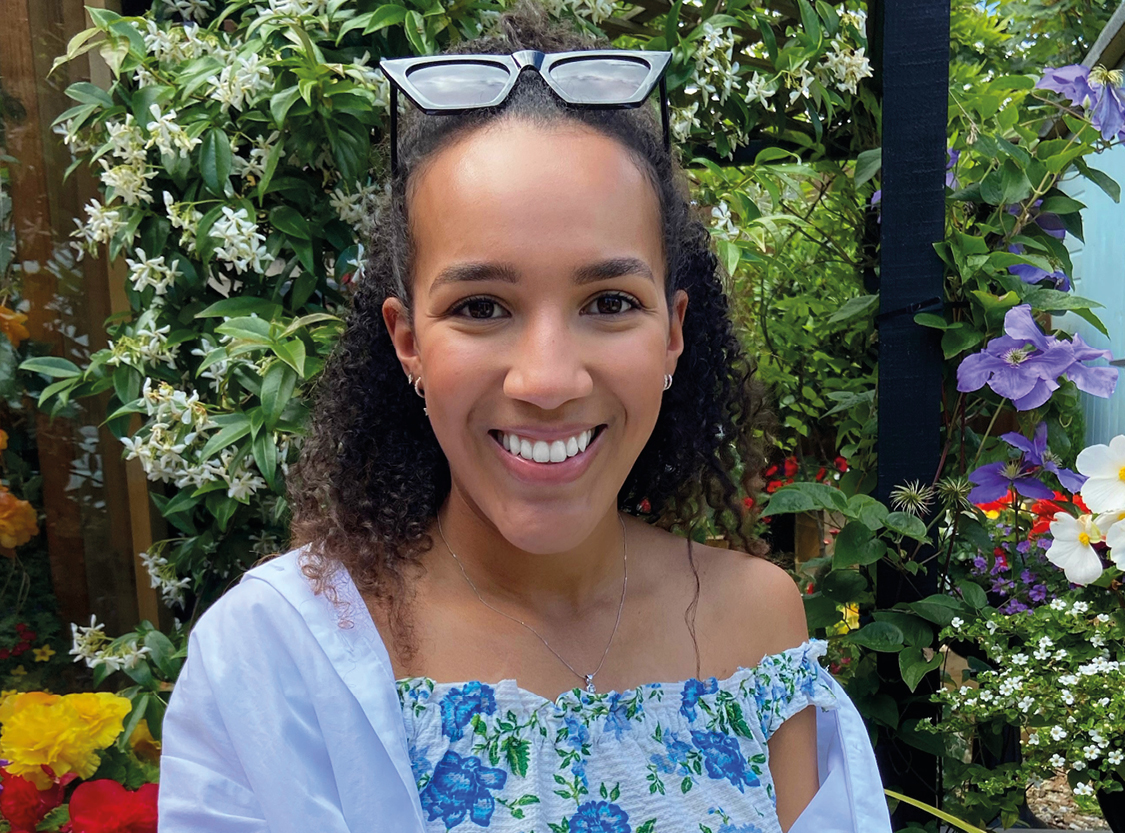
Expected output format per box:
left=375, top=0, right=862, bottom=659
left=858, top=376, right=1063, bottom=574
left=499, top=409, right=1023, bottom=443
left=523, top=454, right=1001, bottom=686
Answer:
left=574, top=257, right=654, bottom=284
left=431, top=257, right=654, bottom=289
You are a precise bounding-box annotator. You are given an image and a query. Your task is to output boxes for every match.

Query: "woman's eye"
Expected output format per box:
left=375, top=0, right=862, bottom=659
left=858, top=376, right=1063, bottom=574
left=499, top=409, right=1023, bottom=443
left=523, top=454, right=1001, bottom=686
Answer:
left=585, top=293, right=638, bottom=316
left=453, top=298, right=505, bottom=319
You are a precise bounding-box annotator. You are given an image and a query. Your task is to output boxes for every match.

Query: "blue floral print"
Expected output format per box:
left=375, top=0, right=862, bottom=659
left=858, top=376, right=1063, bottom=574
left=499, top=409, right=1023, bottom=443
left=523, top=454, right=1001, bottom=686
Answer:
left=570, top=800, right=631, bottom=833
left=691, top=730, right=761, bottom=792
left=680, top=677, right=719, bottom=720
left=398, top=640, right=837, bottom=833
left=438, top=681, right=497, bottom=741
left=420, top=750, right=508, bottom=829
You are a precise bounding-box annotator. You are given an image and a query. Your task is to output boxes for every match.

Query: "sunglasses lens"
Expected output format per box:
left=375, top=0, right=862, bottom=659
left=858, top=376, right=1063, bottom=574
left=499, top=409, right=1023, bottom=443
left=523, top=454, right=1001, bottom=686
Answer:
left=406, top=61, right=512, bottom=107
left=548, top=57, right=652, bottom=102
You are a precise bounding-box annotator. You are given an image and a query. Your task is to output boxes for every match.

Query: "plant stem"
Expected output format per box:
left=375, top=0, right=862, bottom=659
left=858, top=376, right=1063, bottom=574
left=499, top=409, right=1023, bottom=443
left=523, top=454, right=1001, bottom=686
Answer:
left=971, top=398, right=1009, bottom=469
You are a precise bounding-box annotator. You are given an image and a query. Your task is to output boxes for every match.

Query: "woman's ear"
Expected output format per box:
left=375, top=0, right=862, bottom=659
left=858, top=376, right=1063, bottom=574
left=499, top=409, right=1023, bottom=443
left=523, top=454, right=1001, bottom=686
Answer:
left=382, top=297, right=420, bottom=377
left=666, top=289, right=688, bottom=374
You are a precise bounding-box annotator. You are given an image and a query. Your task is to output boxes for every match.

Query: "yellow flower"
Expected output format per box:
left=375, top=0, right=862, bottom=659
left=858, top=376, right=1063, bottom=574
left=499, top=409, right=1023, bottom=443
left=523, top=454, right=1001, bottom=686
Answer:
left=129, top=718, right=161, bottom=764
left=843, top=603, right=860, bottom=631
left=10, top=665, right=27, bottom=677
left=0, top=486, right=38, bottom=549
left=33, top=645, right=56, bottom=662
left=0, top=305, right=30, bottom=347
left=0, top=429, right=7, bottom=451
left=0, top=691, right=132, bottom=789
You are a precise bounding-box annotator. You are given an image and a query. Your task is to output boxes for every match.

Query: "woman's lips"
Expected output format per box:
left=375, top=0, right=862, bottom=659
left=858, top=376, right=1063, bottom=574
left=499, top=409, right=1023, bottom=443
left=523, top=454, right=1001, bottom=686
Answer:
left=489, top=425, right=606, bottom=483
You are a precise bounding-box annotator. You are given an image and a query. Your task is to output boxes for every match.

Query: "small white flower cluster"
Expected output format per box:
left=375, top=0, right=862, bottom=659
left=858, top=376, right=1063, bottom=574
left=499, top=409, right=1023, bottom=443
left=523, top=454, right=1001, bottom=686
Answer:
left=262, top=0, right=329, bottom=16
left=145, top=104, right=201, bottom=158
left=688, top=23, right=742, bottom=104
left=557, top=0, right=615, bottom=25
left=210, top=206, right=269, bottom=274
left=342, top=52, right=391, bottom=109
left=329, top=182, right=380, bottom=233
left=71, top=199, right=125, bottom=259
left=164, top=191, right=205, bottom=254
left=121, top=379, right=218, bottom=489
left=210, top=53, right=273, bottom=114
left=99, top=158, right=157, bottom=208
left=69, top=615, right=152, bottom=672
left=125, top=247, right=180, bottom=301
left=232, top=131, right=281, bottom=181
left=744, top=72, right=781, bottom=108
left=710, top=201, right=738, bottom=241
left=820, top=37, right=873, bottom=95
left=107, top=310, right=180, bottom=369
left=162, top=0, right=213, bottom=24
left=670, top=102, right=701, bottom=143
left=140, top=549, right=193, bottom=608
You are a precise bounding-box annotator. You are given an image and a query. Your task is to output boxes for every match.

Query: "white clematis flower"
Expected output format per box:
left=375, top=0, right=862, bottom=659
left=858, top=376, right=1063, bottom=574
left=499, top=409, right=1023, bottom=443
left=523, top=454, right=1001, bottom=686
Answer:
left=1046, top=512, right=1105, bottom=585
left=1075, top=434, right=1125, bottom=513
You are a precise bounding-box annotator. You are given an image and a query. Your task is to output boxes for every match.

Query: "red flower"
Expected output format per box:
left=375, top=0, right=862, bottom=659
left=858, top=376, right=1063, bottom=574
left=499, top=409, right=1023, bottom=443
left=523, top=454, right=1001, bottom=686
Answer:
left=68, top=781, right=158, bottom=833
left=975, top=489, right=1017, bottom=513
left=834, top=456, right=848, bottom=473
left=763, top=464, right=778, bottom=478
left=0, top=648, right=9, bottom=659
left=815, top=467, right=827, bottom=482
left=638, top=498, right=651, bottom=513
left=783, top=457, right=799, bottom=478
left=742, top=496, right=755, bottom=511
left=15, top=622, right=28, bottom=632
left=0, top=771, right=65, bottom=833
left=765, top=480, right=783, bottom=494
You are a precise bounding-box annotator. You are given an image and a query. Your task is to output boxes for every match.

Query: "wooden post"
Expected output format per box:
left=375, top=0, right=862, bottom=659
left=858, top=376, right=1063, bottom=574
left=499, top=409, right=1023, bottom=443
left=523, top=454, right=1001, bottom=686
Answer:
left=868, top=0, right=949, bottom=821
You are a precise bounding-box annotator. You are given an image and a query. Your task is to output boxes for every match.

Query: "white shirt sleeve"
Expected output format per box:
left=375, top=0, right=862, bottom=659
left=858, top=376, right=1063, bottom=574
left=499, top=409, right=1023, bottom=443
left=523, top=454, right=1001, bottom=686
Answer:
left=789, top=675, right=893, bottom=833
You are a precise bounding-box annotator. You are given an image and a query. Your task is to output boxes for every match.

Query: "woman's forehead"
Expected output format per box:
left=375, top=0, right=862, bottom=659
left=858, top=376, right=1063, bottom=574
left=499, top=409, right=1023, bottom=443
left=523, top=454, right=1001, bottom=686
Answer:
left=407, top=119, right=663, bottom=280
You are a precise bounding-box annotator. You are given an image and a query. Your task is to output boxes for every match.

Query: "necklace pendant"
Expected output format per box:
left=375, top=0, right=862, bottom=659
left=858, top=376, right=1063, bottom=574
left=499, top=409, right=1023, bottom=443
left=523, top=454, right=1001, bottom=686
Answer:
left=585, top=674, right=596, bottom=694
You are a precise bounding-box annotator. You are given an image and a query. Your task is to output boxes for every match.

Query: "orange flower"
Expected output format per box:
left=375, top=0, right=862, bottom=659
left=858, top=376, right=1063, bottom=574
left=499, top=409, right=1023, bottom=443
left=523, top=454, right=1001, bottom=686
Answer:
left=0, top=429, right=8, bottom=451
left=0, top=305, right=30, bottom=347
left=0, top=486, right=38, bottom=549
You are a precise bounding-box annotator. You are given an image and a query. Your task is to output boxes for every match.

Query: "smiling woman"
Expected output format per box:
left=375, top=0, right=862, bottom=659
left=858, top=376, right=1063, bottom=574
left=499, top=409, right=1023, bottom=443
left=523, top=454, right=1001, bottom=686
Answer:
left=156, top=4, right=891, bottom=833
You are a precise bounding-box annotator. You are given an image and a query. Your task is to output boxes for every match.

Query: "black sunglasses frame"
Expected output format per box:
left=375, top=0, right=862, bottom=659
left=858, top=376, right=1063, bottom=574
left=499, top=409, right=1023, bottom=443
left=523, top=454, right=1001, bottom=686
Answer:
left=379, top=49, right=673, bottom=176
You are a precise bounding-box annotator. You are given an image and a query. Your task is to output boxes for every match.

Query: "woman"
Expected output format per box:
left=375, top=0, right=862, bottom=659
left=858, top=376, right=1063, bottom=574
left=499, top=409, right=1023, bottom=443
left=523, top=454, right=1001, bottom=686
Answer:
left=158, top=6, right=891, bottom=832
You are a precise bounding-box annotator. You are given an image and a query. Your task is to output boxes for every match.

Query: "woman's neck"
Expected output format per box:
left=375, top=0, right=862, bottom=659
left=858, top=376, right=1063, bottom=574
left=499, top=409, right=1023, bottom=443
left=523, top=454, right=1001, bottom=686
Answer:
left=432, top=489, right=627, bottom=619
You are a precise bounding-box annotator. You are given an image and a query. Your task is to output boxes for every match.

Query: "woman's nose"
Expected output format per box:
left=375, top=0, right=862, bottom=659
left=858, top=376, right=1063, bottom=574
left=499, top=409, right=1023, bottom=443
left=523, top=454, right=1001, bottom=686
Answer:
left=502, top=312, right=594, bottom=411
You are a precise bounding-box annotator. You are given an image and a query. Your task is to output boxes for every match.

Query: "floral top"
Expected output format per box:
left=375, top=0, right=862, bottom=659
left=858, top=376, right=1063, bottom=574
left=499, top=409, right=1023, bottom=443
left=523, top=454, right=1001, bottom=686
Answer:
left=396, top=640, right=839, bottom=833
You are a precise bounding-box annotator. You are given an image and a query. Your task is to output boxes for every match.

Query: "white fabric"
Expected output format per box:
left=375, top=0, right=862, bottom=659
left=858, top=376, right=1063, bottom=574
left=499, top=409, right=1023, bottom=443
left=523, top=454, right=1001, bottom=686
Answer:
left=158, top=551, right=892, bottom=832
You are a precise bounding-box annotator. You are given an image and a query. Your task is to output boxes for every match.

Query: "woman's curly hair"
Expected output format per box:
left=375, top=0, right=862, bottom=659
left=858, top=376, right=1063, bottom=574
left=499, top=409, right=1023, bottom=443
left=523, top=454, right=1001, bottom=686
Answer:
left=289, top=2, right=773, bottom=620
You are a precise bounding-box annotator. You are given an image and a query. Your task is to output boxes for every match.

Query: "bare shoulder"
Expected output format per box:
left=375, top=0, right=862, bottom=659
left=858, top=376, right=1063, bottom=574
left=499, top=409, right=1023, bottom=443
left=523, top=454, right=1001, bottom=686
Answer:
left=692, top=543, right=810, bottom=673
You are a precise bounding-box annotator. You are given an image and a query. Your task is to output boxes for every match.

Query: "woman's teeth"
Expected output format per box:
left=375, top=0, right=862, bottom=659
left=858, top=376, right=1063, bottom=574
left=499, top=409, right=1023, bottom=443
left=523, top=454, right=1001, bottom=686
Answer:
left=498, top=429, right=595, bottom=463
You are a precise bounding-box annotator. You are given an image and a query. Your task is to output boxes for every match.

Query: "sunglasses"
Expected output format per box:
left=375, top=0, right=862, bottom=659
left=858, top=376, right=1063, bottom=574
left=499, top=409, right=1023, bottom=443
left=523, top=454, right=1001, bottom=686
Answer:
left=379, top=49, right=673, bottom=175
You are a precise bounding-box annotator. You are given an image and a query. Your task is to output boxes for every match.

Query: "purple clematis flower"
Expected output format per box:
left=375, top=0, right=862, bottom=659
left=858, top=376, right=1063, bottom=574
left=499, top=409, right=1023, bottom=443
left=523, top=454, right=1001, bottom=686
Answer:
left=957, top=305, right=1076, bottom=409
left=1065, top=332, right=1119, bottom=399
left=1038, top=64, right=1125, bottom=141
left=957, top=305, right=1120, bottom=410
left=1001, top=422, right=1087, bottom=493
left=1006, top=244, right=1071, bottom=291
left=969, top=457, right=1055, bottom=504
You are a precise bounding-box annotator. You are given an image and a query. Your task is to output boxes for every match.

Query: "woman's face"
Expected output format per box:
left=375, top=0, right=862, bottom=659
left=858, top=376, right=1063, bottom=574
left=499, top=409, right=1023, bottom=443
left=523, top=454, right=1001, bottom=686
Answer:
left=384, top=119, right=687, bottom=554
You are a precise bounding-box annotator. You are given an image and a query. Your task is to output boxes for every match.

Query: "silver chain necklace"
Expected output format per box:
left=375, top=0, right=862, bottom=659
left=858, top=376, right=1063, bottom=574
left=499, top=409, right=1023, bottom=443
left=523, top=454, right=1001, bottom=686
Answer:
left=436, top=513, right=628, bottom=694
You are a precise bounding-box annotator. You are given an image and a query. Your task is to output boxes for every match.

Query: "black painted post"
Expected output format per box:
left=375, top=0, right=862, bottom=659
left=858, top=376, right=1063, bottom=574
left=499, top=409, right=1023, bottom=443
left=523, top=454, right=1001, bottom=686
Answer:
left=869, top=0, right=949, bottom=824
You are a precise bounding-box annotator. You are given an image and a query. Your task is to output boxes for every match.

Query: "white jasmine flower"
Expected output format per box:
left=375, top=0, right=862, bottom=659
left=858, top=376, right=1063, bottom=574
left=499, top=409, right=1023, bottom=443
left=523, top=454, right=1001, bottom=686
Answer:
left=70, top=200, right=124, bottom=257
left=744, top=72, right=779, bottom=108
left=125, top=248, right=179, bottom=299
left=98, top=159, right=156, bottom=207
left=669, top=102, right=701, bottom=143
left=1075, top=434, right=1125, bottom=512
left=210, top=206, right=268, bottom=274
left=821, top=38, right=873, bottom=94
left=710, top=200, right=737, bottom=240
left=162, top=0, right=212, bottom=23
left=105, top=115, right=147, bottom=166
left=209, top=53, right=272, bottom=114
left=145, top=103, right=200, bottom=158
left=1047, top=512, right=1105, bottom=585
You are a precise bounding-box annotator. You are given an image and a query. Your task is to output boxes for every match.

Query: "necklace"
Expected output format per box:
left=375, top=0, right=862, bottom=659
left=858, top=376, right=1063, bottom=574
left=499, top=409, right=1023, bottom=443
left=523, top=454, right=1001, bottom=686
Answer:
left=436, top=513, right=628, bottom=694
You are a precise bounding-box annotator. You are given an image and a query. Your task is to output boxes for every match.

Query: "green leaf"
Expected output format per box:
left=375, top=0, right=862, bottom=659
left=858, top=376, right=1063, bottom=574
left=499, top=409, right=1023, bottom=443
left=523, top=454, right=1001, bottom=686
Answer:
left=883, top=511, right=928, bottom=541
left=827, top=294, right=877, bottom=324
left=803, top=593, right=842, bottom=629
left=143, top=630, right=177, bottom=678
left=215, top=316, right=274, bottom=344
left=760, top=486, right=818, bottom=516
left=1075, top=158, right=1120, bottom=203
left=941, top=324, right=984, bottom=359
left=898, top=647, right=942, bottom=692
left=161, top=487, right=201, bottom=517
left=846, top=494, right=888, bottom=530
left=270, top=205, right=312, bottom=239
left=197, top=297, right=283, bottom=319
left=845, top=621, right=904, bottom=652
left=270, top=87, right=303, bottom=128
left=797, top=0, right=821, bottom=43
left=260, top=362, right=297, bottom=427
left=503, top=737, right=530, bottom=778
left=116, top=695, right=149, bottom=751
left=1022, top=288, right=1104, bottom=312
left=979, top=158, right=1032, bottom=206
left=363, top=3, right=410, bottom=34
left=883, top=789, right=989, bottom=833
left=65, top=80, right=114, bottom=107
left=252, top=430, right=279, bottom=491
left=198, top=415, right=252, bottom=460
left=257, top=137, right=285, bottom=201
left=273, top=339, right=307, bottom=377
left=1039, top=195, right=1085, bottom=215
left=200, top=128, right=233, bottom=196
left=871, top=611, right=933, bottom=648
left=854, top=148, right=881, bottom=186
left=20, top=356, right=82, bottom=377
left=113, top=364, right=142, bottom=404
left=913, top=312, right=951, bottom=329
left=833, top=521, right=887, bottom=568
left=908, top=594, right=963, bottom=626
left=959, top=581, right=987, bottom=610
left=820, top=569, right=868, bottom=602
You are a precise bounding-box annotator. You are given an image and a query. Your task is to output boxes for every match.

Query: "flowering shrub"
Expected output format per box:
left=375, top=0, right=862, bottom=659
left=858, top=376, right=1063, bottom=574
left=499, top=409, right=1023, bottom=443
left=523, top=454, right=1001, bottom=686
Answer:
left=0, top=691, right=158, bottom=832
